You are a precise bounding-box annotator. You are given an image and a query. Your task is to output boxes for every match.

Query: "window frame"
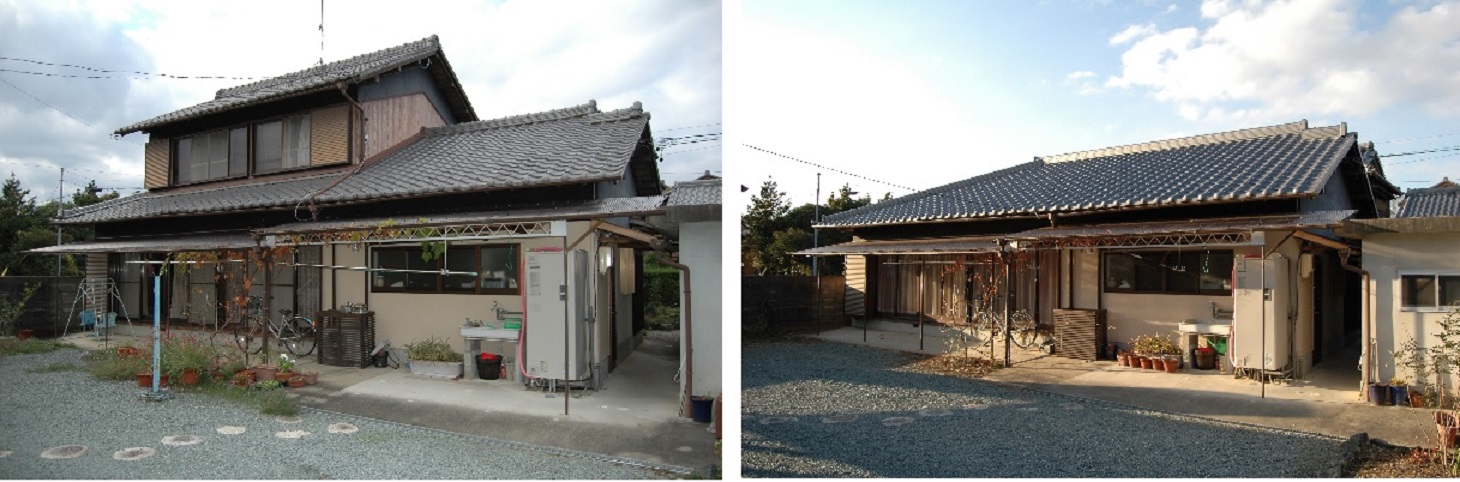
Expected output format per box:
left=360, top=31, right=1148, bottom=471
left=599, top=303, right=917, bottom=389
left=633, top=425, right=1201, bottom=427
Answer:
left=371, top=244, right=521, bottom=295
left=1399, top=271, right=1460, bottom=312
left=1103, top=249, right=1234, bottom=296
left=171, top=113, right=314, bottom=186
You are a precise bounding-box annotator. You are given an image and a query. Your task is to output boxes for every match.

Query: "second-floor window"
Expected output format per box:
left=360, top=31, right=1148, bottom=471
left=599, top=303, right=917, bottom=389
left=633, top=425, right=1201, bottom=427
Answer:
left=173, top=114, right=311, bottom=184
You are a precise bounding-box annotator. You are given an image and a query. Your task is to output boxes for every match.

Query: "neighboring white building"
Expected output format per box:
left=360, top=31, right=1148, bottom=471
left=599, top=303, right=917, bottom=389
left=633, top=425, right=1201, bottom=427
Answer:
left=661, top=178, right=723, bottom=399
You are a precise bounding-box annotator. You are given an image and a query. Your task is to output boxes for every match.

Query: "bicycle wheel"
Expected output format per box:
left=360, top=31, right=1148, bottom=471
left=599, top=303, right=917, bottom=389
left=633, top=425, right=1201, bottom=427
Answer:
left=1011, top=312, right=1040, bottom=349
left=234, top=326, right=264, bottom=354
left=282, top=318, right=316, bottom=357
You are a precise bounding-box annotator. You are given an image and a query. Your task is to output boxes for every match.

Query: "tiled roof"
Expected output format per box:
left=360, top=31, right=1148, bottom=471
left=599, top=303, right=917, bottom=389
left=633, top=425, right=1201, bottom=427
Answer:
left=1394, top=186, right=1460, bottom=218
left=260, top=196, right=668, bottom=235
left=30, top=233, right=258, bottom=254
left=796, top=237, right=1001, bottom=255
left=62, top=101, right=652, bottom=224
left=821, top=120, right=1356, bottom=228
left=116, top=35, right=474, bottom=134
left=668, top=179, right=721, bottom=207
left=1009, top=210, right=1355, bottom=239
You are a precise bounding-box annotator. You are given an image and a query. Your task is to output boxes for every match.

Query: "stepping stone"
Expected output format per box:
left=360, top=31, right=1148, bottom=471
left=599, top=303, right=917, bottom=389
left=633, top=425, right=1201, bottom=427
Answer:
left=964, top=403, right=991, bottom=410
left=821, top=414, right=858, bottom=424
left=1018, top=407, right=1039, bottom=412
left=216, top=426, right=246, bottom=435
left=0, top=450, right=11, bottom=458
left=1061, top=403, right=1085, bottom=410
left=882, top=416, right=915, bottom=427
left=275, top=416, right=303, bottom=424
left=918, top=409, right=953, bottom=417
left=275, top=430, right=310, bottom=439
left=112, top=447, right=156, bottom=461
left=758, top=416, right=798, bottom=425
left=162, top=435, right=202, bottom=446
left=675, top=446, right=694, bottom=452
left=326, top=423, right=359, bottom=434
left=40, top=445, right=87, bottom=459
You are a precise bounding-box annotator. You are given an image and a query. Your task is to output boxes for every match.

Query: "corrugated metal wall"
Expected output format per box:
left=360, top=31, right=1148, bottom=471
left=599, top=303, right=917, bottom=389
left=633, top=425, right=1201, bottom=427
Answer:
left=143, top=137, right=169, bottom=188
left=310, top=104, right=350, bottom=166
left=362, top=93, right=446, bottom=159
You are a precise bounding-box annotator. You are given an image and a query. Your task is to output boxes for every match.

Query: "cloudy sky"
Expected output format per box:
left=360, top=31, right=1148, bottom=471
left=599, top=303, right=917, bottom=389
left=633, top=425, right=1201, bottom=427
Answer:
left=0, top=0, right=721, bottom=203
left=731, top=0, right=1460, bottom=209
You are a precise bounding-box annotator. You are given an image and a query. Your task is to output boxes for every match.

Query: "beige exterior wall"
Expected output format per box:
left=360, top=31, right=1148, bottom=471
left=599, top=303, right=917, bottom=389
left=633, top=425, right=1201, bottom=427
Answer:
left=845, top=255, right=866, bottom=316
left=1363, top=231, right=1460, bottom=388
left=143, top=137, right=170, bottom=188
left=362, top=93, right=446, bottom=159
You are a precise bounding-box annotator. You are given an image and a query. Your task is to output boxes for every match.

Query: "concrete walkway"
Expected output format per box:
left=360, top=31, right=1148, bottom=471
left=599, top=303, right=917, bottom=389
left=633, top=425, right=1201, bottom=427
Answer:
left=56, top=327, right=718, bottom=473
left=814, top=323, right=1435, bottom=447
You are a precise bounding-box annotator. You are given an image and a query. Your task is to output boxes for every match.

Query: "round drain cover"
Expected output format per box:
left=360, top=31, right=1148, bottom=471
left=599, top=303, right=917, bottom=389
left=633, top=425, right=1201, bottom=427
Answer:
left=40, top=445, right=87, bottom=459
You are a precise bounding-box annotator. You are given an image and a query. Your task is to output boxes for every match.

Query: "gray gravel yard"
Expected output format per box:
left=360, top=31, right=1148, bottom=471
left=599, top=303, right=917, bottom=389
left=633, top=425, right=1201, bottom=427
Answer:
left=743, top=340, right=1349, bottom=478
left=0, top=348, right=666, bottom=479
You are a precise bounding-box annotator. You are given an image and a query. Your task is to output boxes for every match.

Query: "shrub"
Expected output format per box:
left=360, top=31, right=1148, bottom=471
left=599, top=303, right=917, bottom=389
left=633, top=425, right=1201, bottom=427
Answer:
left=0, top=338, right=76, bottom=357
left=83, top=348, right=150, bottom=381
left=405, top=337, right=461, bottom=362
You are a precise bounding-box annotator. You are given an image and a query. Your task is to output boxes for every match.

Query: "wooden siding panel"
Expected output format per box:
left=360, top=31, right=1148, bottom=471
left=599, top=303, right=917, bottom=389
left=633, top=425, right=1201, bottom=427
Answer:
left=310, top=105, right=350, bottom=166
left=362, top=93, right=446, bottom=159
left=143, top=137, right=169, bottom=188
left=845, top=255, right=866, bottom=316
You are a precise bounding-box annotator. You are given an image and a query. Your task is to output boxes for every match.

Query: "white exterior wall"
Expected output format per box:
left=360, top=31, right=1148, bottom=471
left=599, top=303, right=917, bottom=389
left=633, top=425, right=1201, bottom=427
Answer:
left=1363, top=231, right=1460, bottom=387
left=681, top=219, right=722, bottom=397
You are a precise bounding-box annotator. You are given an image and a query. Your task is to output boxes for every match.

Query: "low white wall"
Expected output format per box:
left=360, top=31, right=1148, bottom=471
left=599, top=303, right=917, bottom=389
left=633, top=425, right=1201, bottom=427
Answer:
left=681, top=220, right=722, bottom=397
left=1365, top=231, right=1460, bottom=388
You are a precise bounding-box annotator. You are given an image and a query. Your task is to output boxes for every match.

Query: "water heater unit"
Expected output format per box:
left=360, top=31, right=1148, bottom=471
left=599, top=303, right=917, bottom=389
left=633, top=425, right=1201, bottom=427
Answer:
left=523, top=249, right=591, bottom=383
left=1230, top=255, right=1291, bottom=372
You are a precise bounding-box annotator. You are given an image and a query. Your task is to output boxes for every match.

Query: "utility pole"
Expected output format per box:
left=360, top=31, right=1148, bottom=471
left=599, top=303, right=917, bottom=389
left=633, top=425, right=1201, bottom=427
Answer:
left=812, top=172, right=820, bottom=276
left=54, top=168, right=63, bottom=334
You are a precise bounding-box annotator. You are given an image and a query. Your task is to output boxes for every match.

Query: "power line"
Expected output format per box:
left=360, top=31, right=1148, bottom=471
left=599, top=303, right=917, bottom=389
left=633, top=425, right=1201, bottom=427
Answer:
left=0, top=158, right=139, bottom=177
left=0, top=75, right=147, bottom=147
left=1382, top=145, right=1460, bottom=158
left=657, top=122, right=720, bottom=132
left=661, top=143, right=721, bottom=154
left=1385, top=152, right=1460, bottom=166
left=742, top=144, right=917, bottom=192
left=1376, top=132, right=1460, bottom=144
left=0, top=57, right=260, bottom=81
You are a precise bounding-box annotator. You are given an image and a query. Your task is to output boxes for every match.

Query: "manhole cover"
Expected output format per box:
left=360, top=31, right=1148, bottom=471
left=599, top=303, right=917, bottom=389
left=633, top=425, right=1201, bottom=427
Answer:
left=917, top=409, right=953, bottom=417
left=327, top=423, right=359, bottom=434
left=162, top=435, right=202, bottom=446
left=881, top=416, right=915, bottom=427
left=758, top=416, right=798, bottom=425
left=275, top=430, right=310, bottom=439
left=40, top=445, right=87, bottom=459
left=216, top=426, right=246, bottom=435
left=112, top=447, right=156, bottom=461
left=275, top=416, right=303, bottom=424
left=821, top=414, right=858, bottom=424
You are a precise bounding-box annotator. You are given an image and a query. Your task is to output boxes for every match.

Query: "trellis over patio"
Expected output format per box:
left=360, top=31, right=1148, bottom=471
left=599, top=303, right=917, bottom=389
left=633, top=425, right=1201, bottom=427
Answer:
left=797, top=210, right=1366, bottom=377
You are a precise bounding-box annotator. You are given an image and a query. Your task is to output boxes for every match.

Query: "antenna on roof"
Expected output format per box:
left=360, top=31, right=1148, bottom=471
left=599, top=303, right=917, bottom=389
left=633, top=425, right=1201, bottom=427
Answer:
left=317, top=0, right=326, bottom=67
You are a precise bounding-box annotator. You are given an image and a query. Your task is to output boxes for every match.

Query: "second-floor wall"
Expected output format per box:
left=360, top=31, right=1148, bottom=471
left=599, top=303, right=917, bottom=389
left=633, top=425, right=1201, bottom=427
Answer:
left=142, top=67, right=458, bottom=190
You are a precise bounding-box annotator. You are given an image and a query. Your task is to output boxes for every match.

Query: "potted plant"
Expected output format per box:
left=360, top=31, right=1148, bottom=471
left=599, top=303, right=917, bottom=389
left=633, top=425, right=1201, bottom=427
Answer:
left=253, top=363, right=277, bottom=383
left=275, top=354, right=296, bottom=382
left=286, top=375, right=306, bottom=388
left=405, top=337, right=464, bottom=379
left=231, top=370, right=255, bottom=387
left=1368, top=381, right=1392, bottom=406
left=301, top=370, right=319, bottom=385
left=160, top=336, right=211, bottom=387
left=1391, top=377, right=1409, bottom=407
left=255, top=379, right=281, bottom=391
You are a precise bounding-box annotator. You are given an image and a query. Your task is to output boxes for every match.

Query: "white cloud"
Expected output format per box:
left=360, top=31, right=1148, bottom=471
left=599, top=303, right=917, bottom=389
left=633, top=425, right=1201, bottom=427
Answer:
left=1109, top=23, right=1157, bottom=45
left=1066, top=71, right=1096, bottom=81
left=1104, top=0, right=1460, bottom=123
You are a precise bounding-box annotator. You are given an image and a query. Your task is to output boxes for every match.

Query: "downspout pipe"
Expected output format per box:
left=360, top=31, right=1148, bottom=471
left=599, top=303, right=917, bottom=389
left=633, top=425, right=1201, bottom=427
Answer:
left=1339, top=250, right=1371, bottom=401
left=656, top=252, right=694, bottom=419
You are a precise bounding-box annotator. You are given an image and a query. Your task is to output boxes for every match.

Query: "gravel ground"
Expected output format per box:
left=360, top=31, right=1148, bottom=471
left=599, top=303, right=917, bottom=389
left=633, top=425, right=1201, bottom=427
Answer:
left=0, top=349, right=667, bottom=479
left=743, top=340, right=1348, bottom=478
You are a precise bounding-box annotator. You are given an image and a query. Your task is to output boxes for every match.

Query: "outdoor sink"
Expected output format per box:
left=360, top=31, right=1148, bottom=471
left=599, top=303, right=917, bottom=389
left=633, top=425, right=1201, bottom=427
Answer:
left=1177, top=321, right=1231, bottom=334
left=460, top=327, right=520, bottom=340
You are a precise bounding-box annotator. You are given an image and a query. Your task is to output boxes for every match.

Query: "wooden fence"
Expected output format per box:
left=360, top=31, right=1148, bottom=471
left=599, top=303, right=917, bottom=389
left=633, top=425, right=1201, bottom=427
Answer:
left=742, top=275, right=846, bottom=336
left=1, top=276, right=83, bottom=338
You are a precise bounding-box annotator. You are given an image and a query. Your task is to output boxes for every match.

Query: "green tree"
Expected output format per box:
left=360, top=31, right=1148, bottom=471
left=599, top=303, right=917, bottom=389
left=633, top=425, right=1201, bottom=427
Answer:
left=0, top=175, right=41, bottom=276
left=741, top=178, right=789, bottom=274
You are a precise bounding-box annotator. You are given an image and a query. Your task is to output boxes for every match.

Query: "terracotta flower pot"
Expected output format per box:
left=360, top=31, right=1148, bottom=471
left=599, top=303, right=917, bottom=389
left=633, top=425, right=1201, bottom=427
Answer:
left=1162, top=357, right=1179, bottom=373
left=179, top=368, right=201, bottom=386
left=275, top=371, right=294, bottom=382
left=286, top=376, right=306, bottom=388
left=137, top=373, right=169, bottom=388
left=1411, top=392, right=1426, bottom=408
left=253, top=365, right=276, bottom=382
left=1438, top=412, right=1460, bottom=449
left=1117, top=353, right=1130, bottom=367
left=16, top=329, right=33, bottom=340
left=302, top=371, right=319, bottom=385
left=1140, top=357, right=1154, bottom=370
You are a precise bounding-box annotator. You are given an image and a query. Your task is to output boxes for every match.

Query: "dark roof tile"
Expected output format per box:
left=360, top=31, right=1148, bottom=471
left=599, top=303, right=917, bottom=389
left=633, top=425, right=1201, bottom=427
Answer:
left=1394, top=186, right=1460, bottom=218
left=821, top=120, right=1355, bottom=228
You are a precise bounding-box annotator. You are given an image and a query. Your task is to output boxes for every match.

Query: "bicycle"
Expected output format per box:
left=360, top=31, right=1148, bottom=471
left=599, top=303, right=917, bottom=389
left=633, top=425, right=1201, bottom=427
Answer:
left=234, top=296, right=317, bottom=357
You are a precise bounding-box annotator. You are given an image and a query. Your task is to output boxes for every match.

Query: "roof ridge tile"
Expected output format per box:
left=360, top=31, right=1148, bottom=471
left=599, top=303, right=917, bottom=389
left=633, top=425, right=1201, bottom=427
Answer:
left=216, top=35, right=439, bottom=99
left=1041, top=120, right=1317, bottom=163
